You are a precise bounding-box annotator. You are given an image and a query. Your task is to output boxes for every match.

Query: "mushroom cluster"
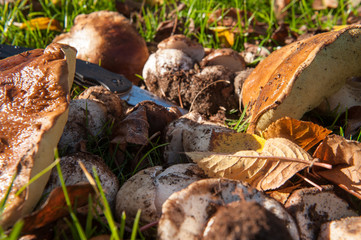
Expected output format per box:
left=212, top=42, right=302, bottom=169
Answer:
left=142, top=34, right=245, bottom=116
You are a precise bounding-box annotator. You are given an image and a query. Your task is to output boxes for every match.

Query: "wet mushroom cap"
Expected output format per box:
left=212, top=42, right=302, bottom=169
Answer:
left=241, top=26, right=361, bottom=132
left=0, top=43, right=76, bottom=228
left=157, top=34, right=205, bottom=62
left=200, top=48, right=246, bottom=73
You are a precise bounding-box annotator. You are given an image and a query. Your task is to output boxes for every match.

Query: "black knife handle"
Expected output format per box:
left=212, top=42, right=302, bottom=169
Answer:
left=0, top=44, right=133, bottom=94
left=75, top=60, right=132, bottom=93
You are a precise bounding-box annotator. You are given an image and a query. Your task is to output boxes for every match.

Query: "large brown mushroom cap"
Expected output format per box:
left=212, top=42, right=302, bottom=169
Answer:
left=0, top=43, right=76, bottom=228
left=53, top=11, right=149, bottom=85
left=242, top=26, right=361, bottom=132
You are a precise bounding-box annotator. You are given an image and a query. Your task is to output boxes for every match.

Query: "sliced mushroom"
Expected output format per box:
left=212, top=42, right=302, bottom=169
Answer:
left=158, top=34, right=205, bottom=62
left=53, top=11, right=149, bottom=85
left=115, top=164, right=205, bottom=226
left=242, top=26, right=361, bottom=132
left=0, top=43, right=76, bottom=228
left=200, top=48, right=246, bottom=73
left=158, top=178, right=299, bottom=240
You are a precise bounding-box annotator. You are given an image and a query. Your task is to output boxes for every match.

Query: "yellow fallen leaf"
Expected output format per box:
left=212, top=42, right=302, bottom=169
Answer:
left=209, top=131, right=266, bottom=153
left=20, top=17, right=62, bottom=32
left=210, top=26, right=235, bottom=47
left=187, top=137, right=313, bottom=191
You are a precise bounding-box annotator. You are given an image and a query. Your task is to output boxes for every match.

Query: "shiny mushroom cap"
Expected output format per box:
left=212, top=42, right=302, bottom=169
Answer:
left=241, top=26, right=361, bottom=133
left=200, top=48, right=246, bottom=73
left=158, top=34, right=205, bottom=62
left=0, top=43, right=76, bottom=229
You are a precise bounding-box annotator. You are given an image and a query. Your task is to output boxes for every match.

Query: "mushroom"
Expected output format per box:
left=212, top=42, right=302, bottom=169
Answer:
left=158, top=178, right=299, bottom=240
left=115, top=164, right=205, bottom=226
left=142, top=48, right=193, bottom=82
left=53, top=11, right=149, bottom=85
left=241, top=26, right=361, bottom=132
left=318, top=216, right=361, bottom=240
left=164, top=112, right=232, bottom=164
left=200, top=48, right=246, bottom=73
left=45, top=152, right=119, bottom=208
left=157, top=34, right=205, bottom=62
left=58, top=99, right=108, bottom=154
left=0, top=43, right=76, bottom=228
left=285, top=185, right=358, bottom=240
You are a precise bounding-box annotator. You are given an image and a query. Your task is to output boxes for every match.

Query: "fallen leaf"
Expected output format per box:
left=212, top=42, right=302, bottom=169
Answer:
left=22, top=183, right=95, bottom=233
left=187, top=137, right=313, bottom=190
left=313, top=134, right=361, bottom=166
left=263, top=117, right=332, bottom=151
left=341, top=106, right=361, bottom=138
left=318, top=165, right=361, bottom=199
left=209, top=131, right=265, bottom=152
left=20, top=17, right=62, bottom=31
left=267, top=184, right=301, bottom=204
left=209, top=26, right=235, bottom=47
left=271, top=23, right=298, bottom=45
left=314, top=134, right=361, bottom=199
left=111, top=105, right=149, bottom=145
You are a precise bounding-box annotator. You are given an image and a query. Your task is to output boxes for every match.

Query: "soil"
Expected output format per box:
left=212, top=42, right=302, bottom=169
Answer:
left=202, top=201, right=293, bottom=240
left=144, top=64, right=239, bottom=118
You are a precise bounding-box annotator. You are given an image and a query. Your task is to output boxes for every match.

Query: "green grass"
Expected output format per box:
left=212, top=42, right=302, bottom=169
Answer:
left=1, top=0, right=361, bottom=238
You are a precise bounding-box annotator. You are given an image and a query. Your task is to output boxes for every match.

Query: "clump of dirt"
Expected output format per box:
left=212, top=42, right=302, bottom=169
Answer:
left=145, top=64, right=239, bottom=117
left=203, top=201, right=293, bottom=240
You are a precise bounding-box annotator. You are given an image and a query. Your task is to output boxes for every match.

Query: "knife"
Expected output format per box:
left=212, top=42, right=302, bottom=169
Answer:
left=0, top=44, right=187, bottom=114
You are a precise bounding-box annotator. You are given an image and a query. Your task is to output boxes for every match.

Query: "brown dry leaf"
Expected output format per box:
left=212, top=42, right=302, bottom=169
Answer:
left=20, top=17, right=62, bottom=31
left=267, top=184, right=301, bottom=204
left=111, top=105, right=149, bottom=145
left=318, top=165, right=361, bottom=199
left=263, top=116, right=332, bottom=151
left=313, top=134, right=361, bottom=166
left=209, top=131, right=265, bottom=153
left=314, top=134, right=361, bottom=199
left=22, top=183, right=95, bottom=233
left=187, top=137, right=312, bottom=191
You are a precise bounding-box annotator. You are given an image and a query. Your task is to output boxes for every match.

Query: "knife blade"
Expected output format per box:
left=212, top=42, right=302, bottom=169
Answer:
left=0, top=44, right=187, bottom=114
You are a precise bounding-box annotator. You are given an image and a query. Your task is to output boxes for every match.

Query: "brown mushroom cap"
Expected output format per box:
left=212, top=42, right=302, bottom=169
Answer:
left=157, top=34, right=205, bottom=62
left=0, top=43, right=76, bottom=228
left=200, top=48, right=246, bottom=73
left=242, top=26, right=361, bottom=132
left=53, top=11, right=149, bottom=85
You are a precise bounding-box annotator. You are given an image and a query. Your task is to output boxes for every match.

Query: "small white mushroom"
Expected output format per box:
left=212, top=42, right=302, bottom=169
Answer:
left=157, top=34, right=205, bottom=62
left=158, top=178, right=299, bottom=240
left=58, top=99, right=107, bottom=153
left=200, top=48, right=246, bottom=73
left=318, top=216, right=361, bottom=240
left=115, top=164, right=205, bottom=225
left=285, top=185, right=358, bottom=240
left=164, top=112, right=232, bottom=164
left=45, top=152, right=120, bottom=208
left=142, top=49, right=193, bottom=81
